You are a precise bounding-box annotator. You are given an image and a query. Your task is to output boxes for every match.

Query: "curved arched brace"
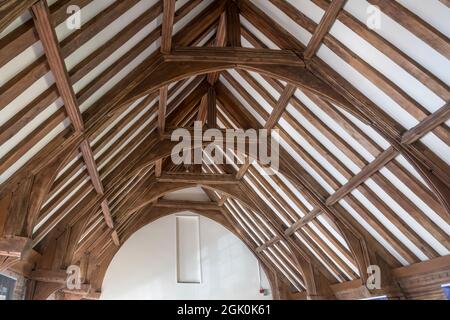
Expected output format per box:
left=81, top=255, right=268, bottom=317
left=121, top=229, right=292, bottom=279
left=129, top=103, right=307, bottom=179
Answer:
left=0, top=137, right=80, bottom=254
left=89, top=207, right=279, bottom=299
left=402, top=149, right=450, bottom=219
left=109, top=138, right=369, bottom=279
left=111, top=52, right=449, bottom=221
left=24, top=142, right=81, bottom=237
left=87, top=133, right=398, bottom=291
left=111, top=132, right=330, bottom=205
left=123, top=181, right=257, bottom=218
left=119, top=55, right=371, bottom=124
left=120, top=182, right=339, bottom=292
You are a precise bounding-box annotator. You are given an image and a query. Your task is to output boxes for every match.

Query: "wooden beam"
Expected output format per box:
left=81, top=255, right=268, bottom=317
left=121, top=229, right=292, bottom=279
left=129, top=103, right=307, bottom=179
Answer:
left=161, top=0, right=175, bottom=54
left=232, top=83, right=296, bottom=197
left=207, top=86, right=217, bottom=128
left=207, top=12, right=227, bottom=85
left=111, top=230, right=120, bottom=247
left=284, top=208, right=322, bottom=237
left=101, top=200, right=114, bottom=229
left=158, top=86, right=168, bottom=136
left=123, top=53, right=354, bottom=116
left=154, top=199, right=220, bottom=211
left=439, top=0, right=450, bottom=7
left=368, top=0, right=450, bottom=59
left=264, top=84, right=297, bottom=129
left=391, top=255, right=450, bottom=278
left=256, top=236, right=281, bottom=253
left=402, top=102, right=450, bottom=144
left=31, top=0, right=84, bottom=132
left=157, top=0, right=171, bottom=177
left=226, top=0, right=241, bottom=47
left=157, top=172, right=239, bottom=185
left=0, top=237, right=31, bottom=258
left=155, top=160, right=163, bottom=178
left=80, top=140, right=119, bottom=248
left=165, top=47, right=305, bottom=66
left=304, top=0, right=347, bottom=60
left=326, top=147, right=398, bottom=206
left=0, top=0, right=37, bottom=33
left=235, top=158, right=251, bottom=180
left=31, top=0, right=121, bottom=249
left=197, top=95, right=208, bottom=123
left=30, top=269, right=67, bottom=284
left=80, top=140, right=104, bottom=195
left=217, top=196, right=228, bottom=207
left=152, top=0, right=176, bottom=198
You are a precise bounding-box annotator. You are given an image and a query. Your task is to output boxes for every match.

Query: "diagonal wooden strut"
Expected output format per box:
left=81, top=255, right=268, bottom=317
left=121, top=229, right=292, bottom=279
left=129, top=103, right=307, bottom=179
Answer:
left=31, top=0, right=118, bottom=246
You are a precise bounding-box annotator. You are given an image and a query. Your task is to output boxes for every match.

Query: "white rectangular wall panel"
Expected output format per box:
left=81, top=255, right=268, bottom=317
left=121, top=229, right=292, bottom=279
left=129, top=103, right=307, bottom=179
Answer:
left=176, top=215, right=202, bottom=283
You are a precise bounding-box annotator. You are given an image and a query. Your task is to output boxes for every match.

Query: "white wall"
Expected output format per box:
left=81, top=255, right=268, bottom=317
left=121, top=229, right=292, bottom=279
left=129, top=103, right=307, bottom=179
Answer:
left=101, top=212, right=273, bottom=300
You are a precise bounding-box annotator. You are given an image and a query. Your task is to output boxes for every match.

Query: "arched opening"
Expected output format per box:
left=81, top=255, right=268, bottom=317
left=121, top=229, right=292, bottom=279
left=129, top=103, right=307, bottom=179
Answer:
left=100, top=211, right=273, bottom=300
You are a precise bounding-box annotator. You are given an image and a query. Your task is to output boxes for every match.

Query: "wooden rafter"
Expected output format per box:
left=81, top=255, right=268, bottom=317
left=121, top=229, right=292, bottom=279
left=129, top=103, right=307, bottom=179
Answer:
left=326, top=147, right=398, bottom=206
left=31, top=0, right=84, bottom=132
left=256, top=236, right=281, bottom=253
left=220, top=82, right=297, bottom=202
left=156, top=0, right=176, bottom=175
left=207, top=86, right=217, bottom=128
left=0, top=0, right=37, bottom=33
left=158, top=86, right=169, bottom=136
left=264, top=84, right=297, bottom=129
left=303, top=0, right=347, bottom=60
left=367, top=0, right=450, bottom=59
left=31, top=0, right=119, bottom=247
left=402, top=102, right=450, bottom=145
left=80, top=140, right=104, bottom=195
left=207, top=12, right=227, bottom=85
left=284, top=208, right=322, bottom=237
left=226, top=0, right=241, bottom=47
left=161, top=0, right=175, bottom=54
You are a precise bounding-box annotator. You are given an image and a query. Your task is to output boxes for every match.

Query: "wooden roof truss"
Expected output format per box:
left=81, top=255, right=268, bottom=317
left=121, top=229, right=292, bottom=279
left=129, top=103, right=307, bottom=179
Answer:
left=0, top=0, right=449, bottom=300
